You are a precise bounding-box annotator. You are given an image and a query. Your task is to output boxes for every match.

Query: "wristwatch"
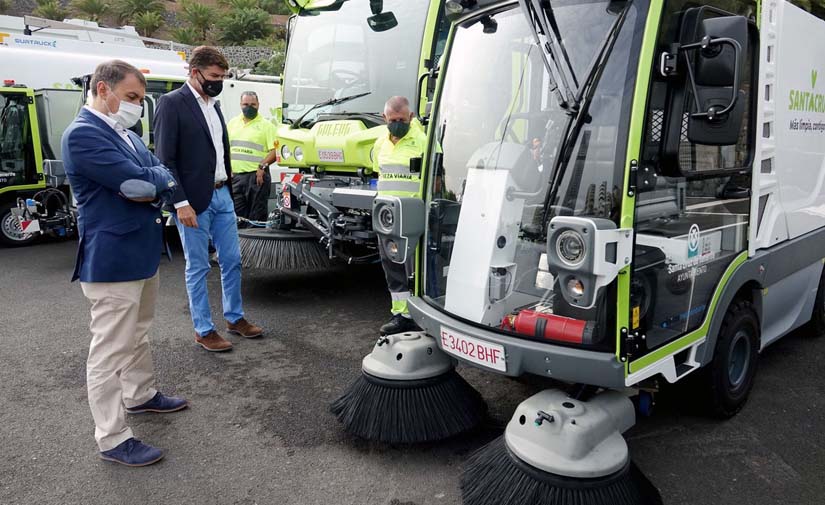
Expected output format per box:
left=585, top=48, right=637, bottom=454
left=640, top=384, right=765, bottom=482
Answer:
left=258, top=162, right=269, bottom=171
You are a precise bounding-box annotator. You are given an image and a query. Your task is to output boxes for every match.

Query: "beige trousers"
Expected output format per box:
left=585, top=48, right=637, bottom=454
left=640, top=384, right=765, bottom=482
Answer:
left=80, top=273, right=159, bottom=451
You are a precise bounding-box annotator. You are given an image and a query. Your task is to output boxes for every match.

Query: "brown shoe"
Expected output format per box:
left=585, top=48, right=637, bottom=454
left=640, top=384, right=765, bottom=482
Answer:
left=226, top=318, right=263, bottom=338
left=195, top=330, right=233, bottom=352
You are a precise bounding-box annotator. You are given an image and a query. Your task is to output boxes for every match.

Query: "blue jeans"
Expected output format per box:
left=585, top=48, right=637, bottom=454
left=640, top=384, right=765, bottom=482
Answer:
left=174, top=186, right=244, bottom=337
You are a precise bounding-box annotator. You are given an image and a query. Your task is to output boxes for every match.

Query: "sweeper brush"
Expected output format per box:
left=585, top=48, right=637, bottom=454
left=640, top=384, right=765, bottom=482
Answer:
left=238, top=228, right=331, bottom=271
left=461, top=390, right=662, bottom=505
left=330, top=332, right=487, bottom=444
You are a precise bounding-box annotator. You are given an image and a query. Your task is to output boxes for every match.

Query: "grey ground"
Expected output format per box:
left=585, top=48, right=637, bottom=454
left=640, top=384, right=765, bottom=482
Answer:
left=0, top=239, right=822, bottom=505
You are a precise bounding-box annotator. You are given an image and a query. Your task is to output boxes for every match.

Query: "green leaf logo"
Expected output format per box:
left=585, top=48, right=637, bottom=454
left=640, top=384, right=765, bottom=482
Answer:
left=813, top=69, right=819, bottom=89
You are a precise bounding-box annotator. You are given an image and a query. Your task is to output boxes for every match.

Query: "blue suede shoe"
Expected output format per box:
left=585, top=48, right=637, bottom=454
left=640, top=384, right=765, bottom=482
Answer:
left=99, top=438, right=164, bottom=467
left=126, top=392, right=188, bottom=414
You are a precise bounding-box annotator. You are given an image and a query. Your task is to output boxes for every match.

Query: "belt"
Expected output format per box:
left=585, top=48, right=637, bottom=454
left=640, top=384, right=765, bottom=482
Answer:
left=215, top=180, right=226, bottom=189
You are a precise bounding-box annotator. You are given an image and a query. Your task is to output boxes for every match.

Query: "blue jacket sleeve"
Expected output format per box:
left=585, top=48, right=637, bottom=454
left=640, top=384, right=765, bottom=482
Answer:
left=153, top=95, right=188, bottom=205
left=64, top=125, right=175, bottom=197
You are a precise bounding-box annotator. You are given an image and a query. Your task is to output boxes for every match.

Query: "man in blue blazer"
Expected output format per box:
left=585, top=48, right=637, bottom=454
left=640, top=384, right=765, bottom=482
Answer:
left=154, top=46, right=263, bottom=352
left=63, top=60, right=188, bottom=467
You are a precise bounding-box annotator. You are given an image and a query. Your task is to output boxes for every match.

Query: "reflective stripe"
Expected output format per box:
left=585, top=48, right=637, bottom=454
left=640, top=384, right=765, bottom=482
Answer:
left=390, top=291, right=411, bottom=301
left=379, top=164, right=411, bottom=175
left=230, top=153, right=262, bottom=163
left=230, top=139, right=264, bottom=151
left=377, top=180, right=421, bottom=193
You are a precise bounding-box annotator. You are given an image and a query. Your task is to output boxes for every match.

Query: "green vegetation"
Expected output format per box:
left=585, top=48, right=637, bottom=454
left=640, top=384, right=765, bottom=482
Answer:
left=133, top=10, right=164, bottom=37
left=69, top=0, right=109, bottom=22
left=33, top=0, right=69, bottom=20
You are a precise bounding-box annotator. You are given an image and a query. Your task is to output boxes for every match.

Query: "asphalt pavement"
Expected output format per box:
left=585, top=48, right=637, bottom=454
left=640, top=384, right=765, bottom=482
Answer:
left=1, top=239, right=822, bottom=505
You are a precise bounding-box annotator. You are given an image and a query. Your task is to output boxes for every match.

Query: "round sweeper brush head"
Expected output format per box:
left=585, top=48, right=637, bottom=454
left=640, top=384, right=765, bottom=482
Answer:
left=461, top=437, right=662, bottom=505
left=461, top=389, right=662, bottom=505
left=238, top=228, right=331, bottom=271
left=331, top=369, right=487, bottom=444
left=330, top=332, right=487, bottom=444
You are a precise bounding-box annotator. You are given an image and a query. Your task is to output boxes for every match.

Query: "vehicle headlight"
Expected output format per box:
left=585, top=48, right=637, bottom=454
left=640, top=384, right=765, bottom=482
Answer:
left=376, top=204, right=395, bottom=235
left=281, top=145, right=292, bottom=160
left=369, top=147, right=375, bottom=163
left=294, top=146, right=304, bottom=162
left=556, top=230, right=586, bottom=266
left=567, top=277, right=585, bottom=298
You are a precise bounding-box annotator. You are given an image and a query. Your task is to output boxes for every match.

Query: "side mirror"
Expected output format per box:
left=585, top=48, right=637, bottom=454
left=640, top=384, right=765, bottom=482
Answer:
left=659, top=9, right=749, bottom=168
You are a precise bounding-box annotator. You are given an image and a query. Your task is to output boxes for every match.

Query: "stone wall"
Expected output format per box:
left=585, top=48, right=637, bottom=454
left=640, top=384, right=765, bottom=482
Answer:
left=144, top=43, right=274, bottom=70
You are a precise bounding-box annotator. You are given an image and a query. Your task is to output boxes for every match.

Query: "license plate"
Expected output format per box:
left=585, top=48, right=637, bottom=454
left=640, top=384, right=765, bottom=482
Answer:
left=440, top=327, right=506, bottom=372
left=317, top=149, right=344, bottom=163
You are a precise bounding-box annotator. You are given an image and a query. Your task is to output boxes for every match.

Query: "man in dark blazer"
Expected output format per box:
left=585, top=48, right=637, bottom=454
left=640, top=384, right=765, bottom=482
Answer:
left=63, top=60, right=188, bottom=466
left=154, top=46, right=264, bottom=352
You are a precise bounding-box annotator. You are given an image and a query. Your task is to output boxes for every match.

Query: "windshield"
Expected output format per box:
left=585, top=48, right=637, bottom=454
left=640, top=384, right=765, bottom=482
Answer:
left=423, top=0, right=647, bottom=348
left=282, top=0, right=431, bottom=124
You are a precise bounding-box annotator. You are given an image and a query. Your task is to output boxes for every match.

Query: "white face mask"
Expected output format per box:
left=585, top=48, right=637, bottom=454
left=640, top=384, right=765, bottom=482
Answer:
left=103, top=88, right=143, bottom=129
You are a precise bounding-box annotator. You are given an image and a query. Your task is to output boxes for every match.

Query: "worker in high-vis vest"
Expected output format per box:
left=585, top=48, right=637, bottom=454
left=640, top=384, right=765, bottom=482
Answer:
left=373, top=96, right=427, bottom=336
left=226, top=91, right=278, bottom=222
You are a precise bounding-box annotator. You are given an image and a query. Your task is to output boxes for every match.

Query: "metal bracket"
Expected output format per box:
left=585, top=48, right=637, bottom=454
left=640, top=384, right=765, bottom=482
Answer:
left=627, top=160, right=638, bottom=197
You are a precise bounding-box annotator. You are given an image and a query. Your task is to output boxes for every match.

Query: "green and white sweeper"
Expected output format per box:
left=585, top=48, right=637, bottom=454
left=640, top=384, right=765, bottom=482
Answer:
left=331, top=0, right=825, bottom=503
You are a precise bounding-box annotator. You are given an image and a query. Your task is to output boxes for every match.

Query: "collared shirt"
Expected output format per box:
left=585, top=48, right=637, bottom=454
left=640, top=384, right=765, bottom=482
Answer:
left=226, top=113, right=278, bottom=174
left=83, top=105, right=136, bottom=152
left=372, top=120, right=427, bottom=197
left=174, top=81, right=228, bottom=210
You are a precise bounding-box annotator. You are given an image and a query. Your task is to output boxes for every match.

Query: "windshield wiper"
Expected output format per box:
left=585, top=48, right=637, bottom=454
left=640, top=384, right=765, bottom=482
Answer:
left=540, top=1, right=631, bottom=228
left=518, top=0, right=578, bottom=110
left=291, top=91, right=372, bottom=129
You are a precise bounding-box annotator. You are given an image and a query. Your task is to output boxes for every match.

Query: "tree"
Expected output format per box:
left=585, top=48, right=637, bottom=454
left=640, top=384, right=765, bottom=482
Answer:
left=179, top=0, right=217, bottom=44
left=133, top=11, right=164, bottom=37
left=220, top=0, right=260, bottom=10
left=33, top=1, right=69, bottom=21
left=258, top=0, right=292, bottom=15
left=217, top=7, right=273, bottom=45
left=0, top=0, right=10, bottom=15
left=112, top=0, right=164, bottom=24
left=251, top=38, right=285, bottom=76
left=171, top=26, right=200, bottom=46
left=70, top=0, right=110, bottom=22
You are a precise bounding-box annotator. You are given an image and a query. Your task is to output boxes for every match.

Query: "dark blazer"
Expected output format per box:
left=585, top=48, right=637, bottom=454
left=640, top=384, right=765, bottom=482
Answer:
left=62, top=108, right=176, bottom=282
left=153, top=84, right=233, bottom=214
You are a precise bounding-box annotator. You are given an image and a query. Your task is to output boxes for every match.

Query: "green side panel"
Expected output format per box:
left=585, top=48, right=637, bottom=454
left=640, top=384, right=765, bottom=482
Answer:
left=417, top=0, right=443, bottom=117
left=615, top=0, right=665, bottom=370
left=629, top=251, right=748, bottom=372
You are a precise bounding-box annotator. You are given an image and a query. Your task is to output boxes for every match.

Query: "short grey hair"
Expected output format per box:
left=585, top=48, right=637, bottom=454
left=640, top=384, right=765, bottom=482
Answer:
left=384, top=96, right=410, bottom=114
left=90, top=60, right=146, bottom=96
left=241, top=91, right=259, bottom=101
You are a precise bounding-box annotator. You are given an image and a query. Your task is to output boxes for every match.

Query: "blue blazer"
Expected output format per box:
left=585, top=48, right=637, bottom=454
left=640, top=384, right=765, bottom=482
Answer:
left=153, top=85, right=233, bottom=214
left=62, top=108, right=177, bottom=283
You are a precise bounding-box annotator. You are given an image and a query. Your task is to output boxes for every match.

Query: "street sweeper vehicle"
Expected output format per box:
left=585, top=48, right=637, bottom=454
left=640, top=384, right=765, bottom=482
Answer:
left=237, top=0, right=450, bottom=270
left=331, top=0, right=825, bottom=502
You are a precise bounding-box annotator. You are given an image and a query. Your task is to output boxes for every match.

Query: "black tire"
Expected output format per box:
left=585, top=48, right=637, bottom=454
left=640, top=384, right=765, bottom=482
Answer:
left=0, top=202, right=38, bottom=247
left=808, top=267, right=825, bottom=337
left=700, top=300, right=760, bottom=418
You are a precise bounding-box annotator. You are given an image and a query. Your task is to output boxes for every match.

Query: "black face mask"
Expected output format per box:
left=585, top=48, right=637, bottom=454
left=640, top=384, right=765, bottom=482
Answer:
left=242, top=105, right=258, bottom=119
left=197, top=69, right=223, bottom=97
left=387, top=120, right=410, bottom=138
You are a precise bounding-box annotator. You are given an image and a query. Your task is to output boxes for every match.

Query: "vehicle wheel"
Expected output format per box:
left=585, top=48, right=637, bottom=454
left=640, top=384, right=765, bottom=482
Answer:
left=0, top=202, right=38, bottom=247
left=701, top=299, right=759, bottom=418
left=808, top=267, right=825, bottom=337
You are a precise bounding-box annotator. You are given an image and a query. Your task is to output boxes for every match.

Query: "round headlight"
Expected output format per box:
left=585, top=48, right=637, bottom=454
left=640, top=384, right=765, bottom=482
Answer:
left=281, top=144, right=292, bottom=160
left=567, top=278, right=585, bottom=298
left=556, top=230, right=586, bottom=266
left=445, top=1, right=465, bottom=15
left=377, top=205, right=395, bottom=233
left=369, top=147, right=375, bottom=163
left=294, top=146, right=304, bottom=162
